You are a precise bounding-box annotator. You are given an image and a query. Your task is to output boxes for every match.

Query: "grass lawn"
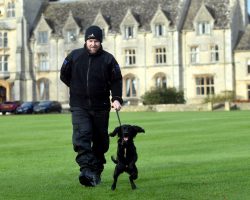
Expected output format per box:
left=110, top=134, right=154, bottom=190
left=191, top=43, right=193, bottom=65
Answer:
left=0, top=111, right=250, bottom=200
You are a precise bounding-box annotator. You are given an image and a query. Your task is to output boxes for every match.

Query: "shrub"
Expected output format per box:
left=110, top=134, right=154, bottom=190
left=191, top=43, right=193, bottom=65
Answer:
left=203, top=90, right=235, bottom=103
left=142, top=87, right=185, bottom=105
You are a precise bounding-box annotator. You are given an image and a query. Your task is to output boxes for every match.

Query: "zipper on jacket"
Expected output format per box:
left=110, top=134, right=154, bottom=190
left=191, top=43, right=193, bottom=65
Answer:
left=87, top=57, right=92, bottom=107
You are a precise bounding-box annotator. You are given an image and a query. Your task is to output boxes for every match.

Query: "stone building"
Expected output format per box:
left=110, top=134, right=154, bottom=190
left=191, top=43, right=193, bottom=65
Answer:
left=0, top=0, right=249, bottom=105
left=0, top=0, right=46, bottom=103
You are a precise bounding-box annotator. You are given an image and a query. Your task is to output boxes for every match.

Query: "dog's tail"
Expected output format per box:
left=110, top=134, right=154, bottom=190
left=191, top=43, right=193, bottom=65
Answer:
left=111, top=155, right=118, bottom=164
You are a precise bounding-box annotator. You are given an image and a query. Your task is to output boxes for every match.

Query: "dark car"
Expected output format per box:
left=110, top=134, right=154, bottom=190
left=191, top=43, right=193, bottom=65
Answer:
left=16, top=101, right=39, bottom=114
left=33, top=101, right=62, bottom=114
left=0, top=101, right=21, bottom=115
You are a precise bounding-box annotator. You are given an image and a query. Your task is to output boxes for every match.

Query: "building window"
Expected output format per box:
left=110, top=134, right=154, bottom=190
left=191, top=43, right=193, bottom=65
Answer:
left=38, top=53, right=49, bottom=71
left=38, top=31, right=48, bottom=44
left=124, top=26, right=134, bottom=39
left=196, top=76, right=215, bottom=96
left=125, top=49, right=136, bottom=66
left=66, top=29, right=76, bottom=43
left=126, top=77, right=137, bottom=97
left=190, top=46, right=199, bottom=64
left=7, top=1, right=15, bottom=18
left=155, top=24, right=165, bottom=37
left=155, top=47, right=167, bottom=64
left=248, top=85, right=250, bottom=100
left=211, top=45, right=219, bottom=62
left=38, top=79, right=49, bottom=100
left=155, top=76, right=167, bottom=88
left=197, top=22, right=211, bottom=35
left=0, top=32, right=8, bottom=48
left=0, top=55, right=8, bottom=72
left=247, top=59, right=250, bottom=74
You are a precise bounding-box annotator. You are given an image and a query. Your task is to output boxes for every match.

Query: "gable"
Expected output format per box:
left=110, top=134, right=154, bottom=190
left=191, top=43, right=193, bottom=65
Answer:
left=120, top=8, right=139, bottom=27
left=194, top=4, right=214, bottom=23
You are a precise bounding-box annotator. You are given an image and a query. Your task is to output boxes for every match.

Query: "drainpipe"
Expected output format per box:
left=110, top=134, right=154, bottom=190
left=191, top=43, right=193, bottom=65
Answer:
left=223, top=29, right=226, bottom=92
left=144, top=32, right=147, bottom=93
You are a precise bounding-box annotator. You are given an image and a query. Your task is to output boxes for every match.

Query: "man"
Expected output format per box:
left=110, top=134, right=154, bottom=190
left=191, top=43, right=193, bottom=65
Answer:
left=60, top=25, right=123, bottom=187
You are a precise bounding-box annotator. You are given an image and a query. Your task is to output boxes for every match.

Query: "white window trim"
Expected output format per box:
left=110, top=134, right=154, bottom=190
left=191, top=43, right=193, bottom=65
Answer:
left=125, top=49, right=136, bottom=66
left=155, top=47, right=167, bottom=64
left=197, top=21, right=211, bottom=35
left=0, top=55, right=8, bottom=72
left=38, top=31, right=49, bottom=44
left=190, top=46, right=199, bottom=64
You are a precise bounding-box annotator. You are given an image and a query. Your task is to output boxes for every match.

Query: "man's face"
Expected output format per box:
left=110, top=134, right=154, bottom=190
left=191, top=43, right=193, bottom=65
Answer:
left=86, top=39, right=101, bottom=54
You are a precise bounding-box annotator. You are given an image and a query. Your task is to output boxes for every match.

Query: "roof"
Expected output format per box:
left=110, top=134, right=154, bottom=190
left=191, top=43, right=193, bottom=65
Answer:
left=41, top=0, right=183, bottom=35
left=235, top=25, right=250, bottom=51
left=183, top=0, right=231, bottom=30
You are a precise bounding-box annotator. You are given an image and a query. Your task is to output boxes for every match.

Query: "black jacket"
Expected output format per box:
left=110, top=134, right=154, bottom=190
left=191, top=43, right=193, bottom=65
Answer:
left=60, top=46, right=123, bottom=110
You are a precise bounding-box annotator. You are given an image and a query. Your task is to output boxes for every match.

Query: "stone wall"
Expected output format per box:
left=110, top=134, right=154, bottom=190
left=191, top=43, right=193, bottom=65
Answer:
left=62, top=102, right=250, bottom=112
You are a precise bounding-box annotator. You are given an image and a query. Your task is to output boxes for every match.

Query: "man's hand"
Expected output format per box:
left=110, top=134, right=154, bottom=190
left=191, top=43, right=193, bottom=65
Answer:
left=112, top=100, right=122, bottom=111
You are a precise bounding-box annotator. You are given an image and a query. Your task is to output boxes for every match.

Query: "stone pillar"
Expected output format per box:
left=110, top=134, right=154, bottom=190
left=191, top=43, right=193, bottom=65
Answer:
left=207, top=102, right=213, bottom=111
left=225, top=101, right=231, bottom=111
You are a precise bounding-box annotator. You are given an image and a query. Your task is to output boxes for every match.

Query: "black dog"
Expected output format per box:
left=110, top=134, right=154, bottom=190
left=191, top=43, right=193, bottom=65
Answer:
left=109, top=124, right=145, bottom=190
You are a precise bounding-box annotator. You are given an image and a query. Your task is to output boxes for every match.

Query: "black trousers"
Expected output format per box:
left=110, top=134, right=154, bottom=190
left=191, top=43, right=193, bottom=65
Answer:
left=71, top=107, right=110, bottom=174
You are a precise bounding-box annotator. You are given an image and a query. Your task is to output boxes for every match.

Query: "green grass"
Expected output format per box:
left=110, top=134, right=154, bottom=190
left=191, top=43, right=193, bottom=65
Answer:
left=0, top=111, right=250, bottom=200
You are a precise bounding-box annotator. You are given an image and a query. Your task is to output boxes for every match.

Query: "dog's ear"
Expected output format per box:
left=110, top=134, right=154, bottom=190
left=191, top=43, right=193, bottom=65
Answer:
left=109, top=127, right=121, bottom=137
left=132, top=125, right=145, bottom=134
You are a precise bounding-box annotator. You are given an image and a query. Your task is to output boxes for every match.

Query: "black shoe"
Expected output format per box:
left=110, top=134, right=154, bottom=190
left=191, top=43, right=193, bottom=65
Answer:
left=79, top=169, right=96, bottom=187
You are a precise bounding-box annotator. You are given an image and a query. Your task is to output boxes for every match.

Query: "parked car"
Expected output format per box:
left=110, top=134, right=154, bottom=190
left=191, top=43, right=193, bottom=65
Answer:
left=0, top=101, right=21, bottom=115
left=33, top=101, right=62, bottom=114
left=16, top=101, right=39, bottom=114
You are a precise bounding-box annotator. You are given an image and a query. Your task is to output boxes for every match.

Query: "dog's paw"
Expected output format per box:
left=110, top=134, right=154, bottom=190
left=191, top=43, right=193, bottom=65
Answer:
left=131, top=184, right=137, bottom=190
left=111, top=184, right=116, bottom=191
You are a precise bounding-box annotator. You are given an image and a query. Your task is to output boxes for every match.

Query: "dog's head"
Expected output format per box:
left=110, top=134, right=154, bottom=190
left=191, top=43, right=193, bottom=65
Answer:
left=109, top=124, right=145, bottom=143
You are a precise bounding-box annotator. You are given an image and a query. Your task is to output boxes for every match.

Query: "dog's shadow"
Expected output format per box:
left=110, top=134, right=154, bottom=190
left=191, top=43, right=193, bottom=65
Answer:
left=109, top=124, right=145, bottom=190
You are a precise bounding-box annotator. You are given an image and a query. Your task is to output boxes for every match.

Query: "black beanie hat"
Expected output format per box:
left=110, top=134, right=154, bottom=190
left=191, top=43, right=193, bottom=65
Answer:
left=85, top=25, right=103, bottom=43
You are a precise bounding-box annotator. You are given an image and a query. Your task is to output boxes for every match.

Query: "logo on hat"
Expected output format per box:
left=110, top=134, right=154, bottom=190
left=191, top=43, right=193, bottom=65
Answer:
left=87, top=33, right=95, bottom=39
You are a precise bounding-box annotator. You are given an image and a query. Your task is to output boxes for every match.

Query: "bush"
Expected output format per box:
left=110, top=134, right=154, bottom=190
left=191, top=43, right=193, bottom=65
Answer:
left=203, top=90, right=235, bottom=103
left=142, top=87, right=185, bottom=105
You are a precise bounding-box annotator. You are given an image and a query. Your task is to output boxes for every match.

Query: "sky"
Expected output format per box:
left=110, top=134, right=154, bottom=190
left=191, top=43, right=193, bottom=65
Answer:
left=248, top=0, right=250, bottom=14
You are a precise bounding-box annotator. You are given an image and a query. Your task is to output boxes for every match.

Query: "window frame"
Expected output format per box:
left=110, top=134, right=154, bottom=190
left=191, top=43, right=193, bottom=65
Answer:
left=0, top=32, right=8, bottom=48
left=197, top=21, right=211, bottom=35
left=155, top=75, right=167, bottom=88
left=124, top=49, right=136, bottom=66
left=38, top=53, right=49, bottom=71
left=211, top=45, right=219, bottom=62
left=124, top=26, right=134, bottom=39
left=66, top=29, right=77, bottom=43
left=125, top=77, right=137, bottom=97
left=7, top=1, right=15, bottom=18
left=247, top=85, right=250, bottom=100
left=37, top=31, right=49, bottom=44
left=155, top=24, right=165, bottom=37
left=195, top=76, right=215, bottom=96
left=0, top=55, right=8, bottom=72
left=247, top=59, right=250, bottom=74
left=190, top=46, right=199, bottom=64
left=38, top=79, right=50, bottom=100
left=155, top=47, right=167, bottom=64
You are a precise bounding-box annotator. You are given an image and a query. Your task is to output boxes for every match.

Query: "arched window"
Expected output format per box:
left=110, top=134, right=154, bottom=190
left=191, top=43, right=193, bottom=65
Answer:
left=125, top=77, right=137, bottom=97
left=37, top=79, right=49, bottom=100
left=155, top=76, right=167, bottom=88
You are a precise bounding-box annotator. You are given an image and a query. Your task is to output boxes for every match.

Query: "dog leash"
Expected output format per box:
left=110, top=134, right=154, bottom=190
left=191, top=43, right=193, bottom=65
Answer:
left=116, top=110, right=127, bottom=158
left=116, top=110, right=122, bottom=127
